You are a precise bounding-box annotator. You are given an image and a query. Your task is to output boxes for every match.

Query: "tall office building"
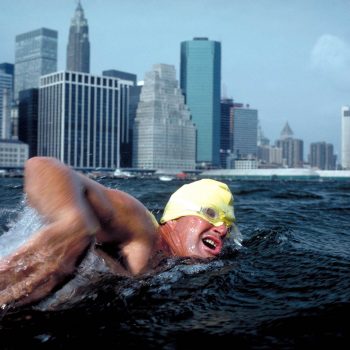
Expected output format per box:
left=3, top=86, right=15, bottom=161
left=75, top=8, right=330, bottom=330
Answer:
left=0, top=63, right=14, bottom=138
left=232, top=104, right=258, bottom=159
left=66, top=1, right=90, bottom=73
left=276, top=122, right=304, bottom=168
left=18, top=89, right=39, bottom=158
left=15, top=28, right=58, bottom=99
left=309, top=142, right=336, bottom=170
left=38, top=71, right=133, bottom=169
left=180, top=37, right=221, bottom=167
left=0, top=63, right=14, bottom=91
left=103, top=70, right=141, bottom=167
left=342, top=106, right=350, bottom=169
left=133, top=64, right=196, bottom=170
left=220, top=98, right=234, bottom=168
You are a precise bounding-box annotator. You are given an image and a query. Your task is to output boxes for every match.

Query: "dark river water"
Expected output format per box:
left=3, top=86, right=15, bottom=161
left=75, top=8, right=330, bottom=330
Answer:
left=0, top=177, right=349, bottom=349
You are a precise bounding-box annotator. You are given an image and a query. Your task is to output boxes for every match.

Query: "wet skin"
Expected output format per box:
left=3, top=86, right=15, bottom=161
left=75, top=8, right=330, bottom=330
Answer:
left=159, top=215, right=229, bottom=258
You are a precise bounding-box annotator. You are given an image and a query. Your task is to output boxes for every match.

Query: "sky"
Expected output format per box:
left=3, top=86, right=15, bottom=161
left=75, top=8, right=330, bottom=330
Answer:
left=1, top=0, right=350, bottom=160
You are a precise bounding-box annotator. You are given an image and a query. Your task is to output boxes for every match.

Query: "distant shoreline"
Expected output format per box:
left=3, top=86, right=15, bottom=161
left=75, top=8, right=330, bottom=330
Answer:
left=1, top=168, right=350, bottom=182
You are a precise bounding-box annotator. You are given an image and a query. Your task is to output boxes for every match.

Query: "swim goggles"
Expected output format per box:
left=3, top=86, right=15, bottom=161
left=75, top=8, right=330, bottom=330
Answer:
left=184, top=201, right=241, bottom=243
left=171, top=198, right=235, bottom=228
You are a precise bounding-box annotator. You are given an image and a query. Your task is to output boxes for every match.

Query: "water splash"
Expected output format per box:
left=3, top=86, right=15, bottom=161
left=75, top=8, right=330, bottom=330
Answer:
left=0, top=204, right=43, bottom=258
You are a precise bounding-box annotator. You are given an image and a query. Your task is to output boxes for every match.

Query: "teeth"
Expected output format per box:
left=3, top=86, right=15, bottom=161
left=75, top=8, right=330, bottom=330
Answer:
left=203, top=238, right=217, bottom=249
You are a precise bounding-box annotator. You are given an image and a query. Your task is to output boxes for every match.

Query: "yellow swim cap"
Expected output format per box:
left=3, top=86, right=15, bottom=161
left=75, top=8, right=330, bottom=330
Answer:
left=160, top=179, right=235, bottom=227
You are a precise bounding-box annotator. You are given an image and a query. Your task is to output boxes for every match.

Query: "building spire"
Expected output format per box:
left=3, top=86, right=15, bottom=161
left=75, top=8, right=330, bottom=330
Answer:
left=280, top=121, right=294, bottom=139
left=66, top=0, right=90, bottom=73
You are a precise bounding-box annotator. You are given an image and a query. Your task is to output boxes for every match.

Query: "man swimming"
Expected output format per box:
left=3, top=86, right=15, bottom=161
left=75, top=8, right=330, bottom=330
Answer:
left=0, top=157, right=237, bottom=308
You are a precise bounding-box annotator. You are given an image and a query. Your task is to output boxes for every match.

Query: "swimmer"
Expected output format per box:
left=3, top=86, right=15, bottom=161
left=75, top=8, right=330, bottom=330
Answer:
left=0, top=157, right=237, bottom=308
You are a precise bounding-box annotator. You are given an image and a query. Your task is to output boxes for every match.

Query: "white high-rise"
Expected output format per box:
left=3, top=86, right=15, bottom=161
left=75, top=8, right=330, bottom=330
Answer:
left=38, top=71, right=133, bottom=169
left=341, top=106, right=350, bottom=169
left=133, top=64, right=196, bottom=170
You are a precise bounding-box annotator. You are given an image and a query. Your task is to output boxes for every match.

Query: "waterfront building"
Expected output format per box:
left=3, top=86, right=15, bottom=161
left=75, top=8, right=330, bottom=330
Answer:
left=276, top=122, right=304, bottom=168
left=232, top=103, right=258, bottom=159
left=309, top=142, right=336, bottom=170
left=234, top=159, right=258, bottom=169
left=269, top=145, right=283, bottom=165
left=66, top=1, right=90, bottom=73
left=103, top=70, right=141, bottom=167
left=15, top=28, right=57, bottom=99
left=258, top=145, right=283, bottom=167
left=38, top=71, right=133, bottom=169
left=257, top=145, right=270, bottom=164
left=180, top=37, right=221, bottom=167
left=0, top=139, right=28, bottom=168
left=342, top=106, right=350, bottom=169
left=133, top=64, right=196, bottom=170
left=0, top=64, right=14, bottom=139
left=18, top=89, right=39, bottom=158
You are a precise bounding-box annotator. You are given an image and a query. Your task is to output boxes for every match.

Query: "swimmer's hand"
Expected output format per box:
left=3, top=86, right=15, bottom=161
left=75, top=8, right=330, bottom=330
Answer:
left=0, top=214, right=94, bottom=308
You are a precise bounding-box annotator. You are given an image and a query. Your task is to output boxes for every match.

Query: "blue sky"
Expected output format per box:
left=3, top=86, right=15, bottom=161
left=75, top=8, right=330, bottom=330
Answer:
left=1, top=0, right=350, bottom=159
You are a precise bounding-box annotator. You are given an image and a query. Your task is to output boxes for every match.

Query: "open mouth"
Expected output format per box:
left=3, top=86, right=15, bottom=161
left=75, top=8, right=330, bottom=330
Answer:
left=201, top=234, right=222, bottom=255
left=202, top=237, right=217, bottom=250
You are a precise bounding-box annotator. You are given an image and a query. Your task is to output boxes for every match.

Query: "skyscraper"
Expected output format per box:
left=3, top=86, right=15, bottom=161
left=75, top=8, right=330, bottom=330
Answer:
left=18, top=88, right=39, bottom=158
left=15, top=28, right=58, bottom=99
left=103, top=70, right=141, bottom=167
left=133, top=64, right=196, bottom=170
left=220, top=98, right=234, bottom=168
left=0, top=63, right=14, bottom=138
left=180, top=37, right=221, bottom=167
left=232, top=104, right=258, bottom=159
left=309, top=142, right=336, bottom=170
left=341, top=106, right=350, bottom=169
left=66, top=1, right=90, bottom=73
left=276, top=122, right=304, bottom=168
left=38, top=71, right=133, bottom=169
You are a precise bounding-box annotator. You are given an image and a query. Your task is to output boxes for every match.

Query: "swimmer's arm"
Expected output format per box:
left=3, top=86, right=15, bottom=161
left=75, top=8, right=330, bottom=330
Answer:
left=0, top=216, right=93, bottom=307
left=25, top=157, right=158, bottom=275
left=88, top=188, right=159, bottom=275
left=24, top=156, right=110, bottom=232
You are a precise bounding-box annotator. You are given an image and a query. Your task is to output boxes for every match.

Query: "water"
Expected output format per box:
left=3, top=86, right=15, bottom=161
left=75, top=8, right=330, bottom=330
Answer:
left=0, top=177, right=350, bottom=349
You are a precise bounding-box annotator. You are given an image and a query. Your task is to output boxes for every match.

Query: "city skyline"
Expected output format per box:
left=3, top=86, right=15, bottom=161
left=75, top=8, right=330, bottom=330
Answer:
left=1, top=0, right=349, bottom=158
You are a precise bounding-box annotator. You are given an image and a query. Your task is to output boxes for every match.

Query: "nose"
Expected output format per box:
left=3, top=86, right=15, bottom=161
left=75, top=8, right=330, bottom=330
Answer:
left=212, top=224, right=229, bottom=238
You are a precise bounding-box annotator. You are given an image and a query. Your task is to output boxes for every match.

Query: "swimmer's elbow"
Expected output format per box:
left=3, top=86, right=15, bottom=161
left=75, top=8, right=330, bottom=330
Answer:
left=25, top=156, right=55, bottom=171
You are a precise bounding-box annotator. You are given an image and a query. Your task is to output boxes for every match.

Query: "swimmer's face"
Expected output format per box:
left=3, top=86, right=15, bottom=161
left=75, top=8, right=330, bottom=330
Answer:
left=167, top=215, right=229, bottom=258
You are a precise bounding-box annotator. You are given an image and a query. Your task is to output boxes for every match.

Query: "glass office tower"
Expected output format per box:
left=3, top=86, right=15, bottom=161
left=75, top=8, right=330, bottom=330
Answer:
left=180, top=37, right=221, bottom=167
left=15, top=28, right=57, bottom=99
left=220, top=98, right=234, bottom=168
left=103, top=70, right=140, bottom=167
left=232, top=104, right=258, bottom=159
left=18, top=88, right=39, bottom=158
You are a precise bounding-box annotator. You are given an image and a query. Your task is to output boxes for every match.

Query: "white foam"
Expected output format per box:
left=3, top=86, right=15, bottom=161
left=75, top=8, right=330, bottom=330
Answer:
left=0, top=204, right=43, bottom=258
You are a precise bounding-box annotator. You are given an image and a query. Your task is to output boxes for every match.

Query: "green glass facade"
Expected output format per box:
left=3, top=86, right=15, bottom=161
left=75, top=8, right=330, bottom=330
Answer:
left=180, top=38, right=221, bottom=166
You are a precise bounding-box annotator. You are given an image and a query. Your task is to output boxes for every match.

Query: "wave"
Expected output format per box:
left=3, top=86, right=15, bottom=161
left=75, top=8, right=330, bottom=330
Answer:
left=272, top=191, right=323, bottom=200
left=0, top=205, right=43, bottom=258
